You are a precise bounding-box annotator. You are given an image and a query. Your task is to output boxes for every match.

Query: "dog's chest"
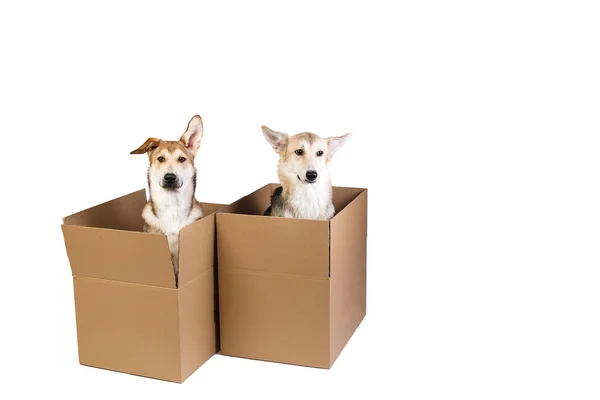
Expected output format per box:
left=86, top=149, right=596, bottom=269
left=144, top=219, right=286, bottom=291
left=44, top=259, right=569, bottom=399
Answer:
left=157, top=207, right=187, bottom=233
left=154, top=195, right=190, bottom=234
left=289, top=184, right=332, bottom=220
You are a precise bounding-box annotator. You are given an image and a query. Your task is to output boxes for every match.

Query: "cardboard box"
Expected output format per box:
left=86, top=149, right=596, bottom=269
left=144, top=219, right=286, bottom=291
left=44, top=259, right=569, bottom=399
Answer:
left=216, top=184, right=367, bottom=368
left=61, top=189, right=224, bottom=383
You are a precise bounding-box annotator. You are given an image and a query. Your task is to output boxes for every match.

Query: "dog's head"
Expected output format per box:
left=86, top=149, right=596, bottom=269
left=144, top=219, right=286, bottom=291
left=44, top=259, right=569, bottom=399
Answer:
left=130, top=115, right=204, bottom=190
left=262, top=126, right=351, bottom=184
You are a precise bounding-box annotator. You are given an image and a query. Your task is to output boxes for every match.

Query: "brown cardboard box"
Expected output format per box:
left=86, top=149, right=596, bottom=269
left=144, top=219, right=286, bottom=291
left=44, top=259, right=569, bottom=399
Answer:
left=61, top=189, right=224, bottom=383
left=216, top=184, right=367, bottom=368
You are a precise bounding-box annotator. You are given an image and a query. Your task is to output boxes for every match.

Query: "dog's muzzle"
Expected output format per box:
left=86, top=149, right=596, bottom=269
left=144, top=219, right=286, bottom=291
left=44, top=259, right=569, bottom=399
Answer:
left=161, top=173, right=181, bottom=189
left=305, top=170, right=318, bottom=183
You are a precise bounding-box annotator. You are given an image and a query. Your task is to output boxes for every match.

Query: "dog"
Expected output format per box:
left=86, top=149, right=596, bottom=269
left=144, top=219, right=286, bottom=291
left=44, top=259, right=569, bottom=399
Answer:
left=262, top=126, right=351, bottom=220
left=130, top=115, right=205, bottom=282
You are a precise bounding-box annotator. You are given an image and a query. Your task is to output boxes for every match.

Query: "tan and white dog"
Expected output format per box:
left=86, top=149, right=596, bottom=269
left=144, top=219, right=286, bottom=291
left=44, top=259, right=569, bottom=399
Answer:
left=130, top=115, right=205, bottom=281
left=262, top=126, right=351, bottom=220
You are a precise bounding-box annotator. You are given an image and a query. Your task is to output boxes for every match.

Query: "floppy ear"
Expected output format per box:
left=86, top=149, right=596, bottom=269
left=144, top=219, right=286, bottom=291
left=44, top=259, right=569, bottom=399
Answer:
left=262, top=126, right=289, bottom=154
left=327, top=132, right=352, bottom=156
left=130, top=138, right=162, bottom=154
left=180, top=115, right=204, bottom=157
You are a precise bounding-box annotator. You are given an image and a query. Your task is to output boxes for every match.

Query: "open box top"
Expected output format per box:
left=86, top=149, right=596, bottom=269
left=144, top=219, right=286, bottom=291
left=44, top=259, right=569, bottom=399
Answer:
left=62, top=189, right=223, bottom=289
left=217, top=183, right=367, bottom=278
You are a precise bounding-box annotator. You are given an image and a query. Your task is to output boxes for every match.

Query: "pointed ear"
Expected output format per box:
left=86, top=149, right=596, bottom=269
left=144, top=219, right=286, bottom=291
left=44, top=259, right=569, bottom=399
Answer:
left=262, top=126, right=289, bottom=154
left=180, top=115, right=204, bottom=157
left=327, top=132, right=352, bottom=156
left=130, top=138, right=162, bottom=154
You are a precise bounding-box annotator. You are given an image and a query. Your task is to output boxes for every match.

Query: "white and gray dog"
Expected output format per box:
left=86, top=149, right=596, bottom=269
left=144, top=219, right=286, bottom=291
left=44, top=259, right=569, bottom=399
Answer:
left=262, top=126, right=351, bottom=220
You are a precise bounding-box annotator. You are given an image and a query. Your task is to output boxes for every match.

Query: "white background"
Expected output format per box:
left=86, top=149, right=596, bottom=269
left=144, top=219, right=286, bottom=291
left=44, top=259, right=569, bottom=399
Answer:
left=1, top=1, right=599, bottom=399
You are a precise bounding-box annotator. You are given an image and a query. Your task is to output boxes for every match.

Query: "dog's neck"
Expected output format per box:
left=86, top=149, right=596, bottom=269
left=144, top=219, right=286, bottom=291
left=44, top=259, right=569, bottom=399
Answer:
left=279, top=171, right=333, bottom=219
left=148, top=179, right=195, bottom=221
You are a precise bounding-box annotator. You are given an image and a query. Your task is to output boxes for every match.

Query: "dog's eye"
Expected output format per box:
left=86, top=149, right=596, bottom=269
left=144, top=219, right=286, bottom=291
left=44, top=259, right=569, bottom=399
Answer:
left=157, top=156, right=165, bottom=162
left=294, top=149, right=304, bottom=156
left=316, top=150, right=324, bottom=157
left=178, top=156, right=186, bottom=163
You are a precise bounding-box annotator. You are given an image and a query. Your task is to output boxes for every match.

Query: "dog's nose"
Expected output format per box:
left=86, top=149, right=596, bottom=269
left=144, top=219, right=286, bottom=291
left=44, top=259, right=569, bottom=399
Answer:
left=164, top=173, right=177, bottom=183
left=306, top=170, right=318, bottom=182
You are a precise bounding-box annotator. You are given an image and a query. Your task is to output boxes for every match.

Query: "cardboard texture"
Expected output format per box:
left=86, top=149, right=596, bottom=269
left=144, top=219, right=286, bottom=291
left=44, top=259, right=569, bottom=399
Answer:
left=62, top=189, right=224, bottom=383
left=217, top=184, right=367, bottom=368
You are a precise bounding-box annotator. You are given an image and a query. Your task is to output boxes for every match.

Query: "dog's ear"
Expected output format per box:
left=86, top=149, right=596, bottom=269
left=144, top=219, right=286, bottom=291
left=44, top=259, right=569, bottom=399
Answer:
left=130, top=138, right=162, bottom=155
left=262, top=126, right=289, bottom=154
left=180, top=115, right=204, bottom=157
left=327, top=132, right=352, bottom=156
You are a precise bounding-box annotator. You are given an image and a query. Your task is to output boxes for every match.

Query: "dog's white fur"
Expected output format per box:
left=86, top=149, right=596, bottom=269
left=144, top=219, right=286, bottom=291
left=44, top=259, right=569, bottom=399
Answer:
left=283, top=178, right=333, bottom=219
left=262, top=126, right=351, bottom=220
left=142, top=184, right=203, bottom=236
left=131, top=115, right=205, bottom=282
left=141, top=183, right=203, bottom=275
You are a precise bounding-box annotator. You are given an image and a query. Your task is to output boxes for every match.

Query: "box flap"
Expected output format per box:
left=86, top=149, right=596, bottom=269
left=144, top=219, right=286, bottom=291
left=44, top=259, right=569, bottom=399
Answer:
left=218, top=184, right=272, bottom=215
left=62, top=225, right=175, bottom=288
left=217, top=213, right=330, bottom=277
left=63, top=189, right=146, bottom=232
left=329, top=189, right=367, bottom=365
left=219, top=184, right=363, bottom=218
left=178, top=202, right=224, bottom=287
left=200, top=202, right=224, bottom=217
left=332, top=186, right=366, bottom=216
